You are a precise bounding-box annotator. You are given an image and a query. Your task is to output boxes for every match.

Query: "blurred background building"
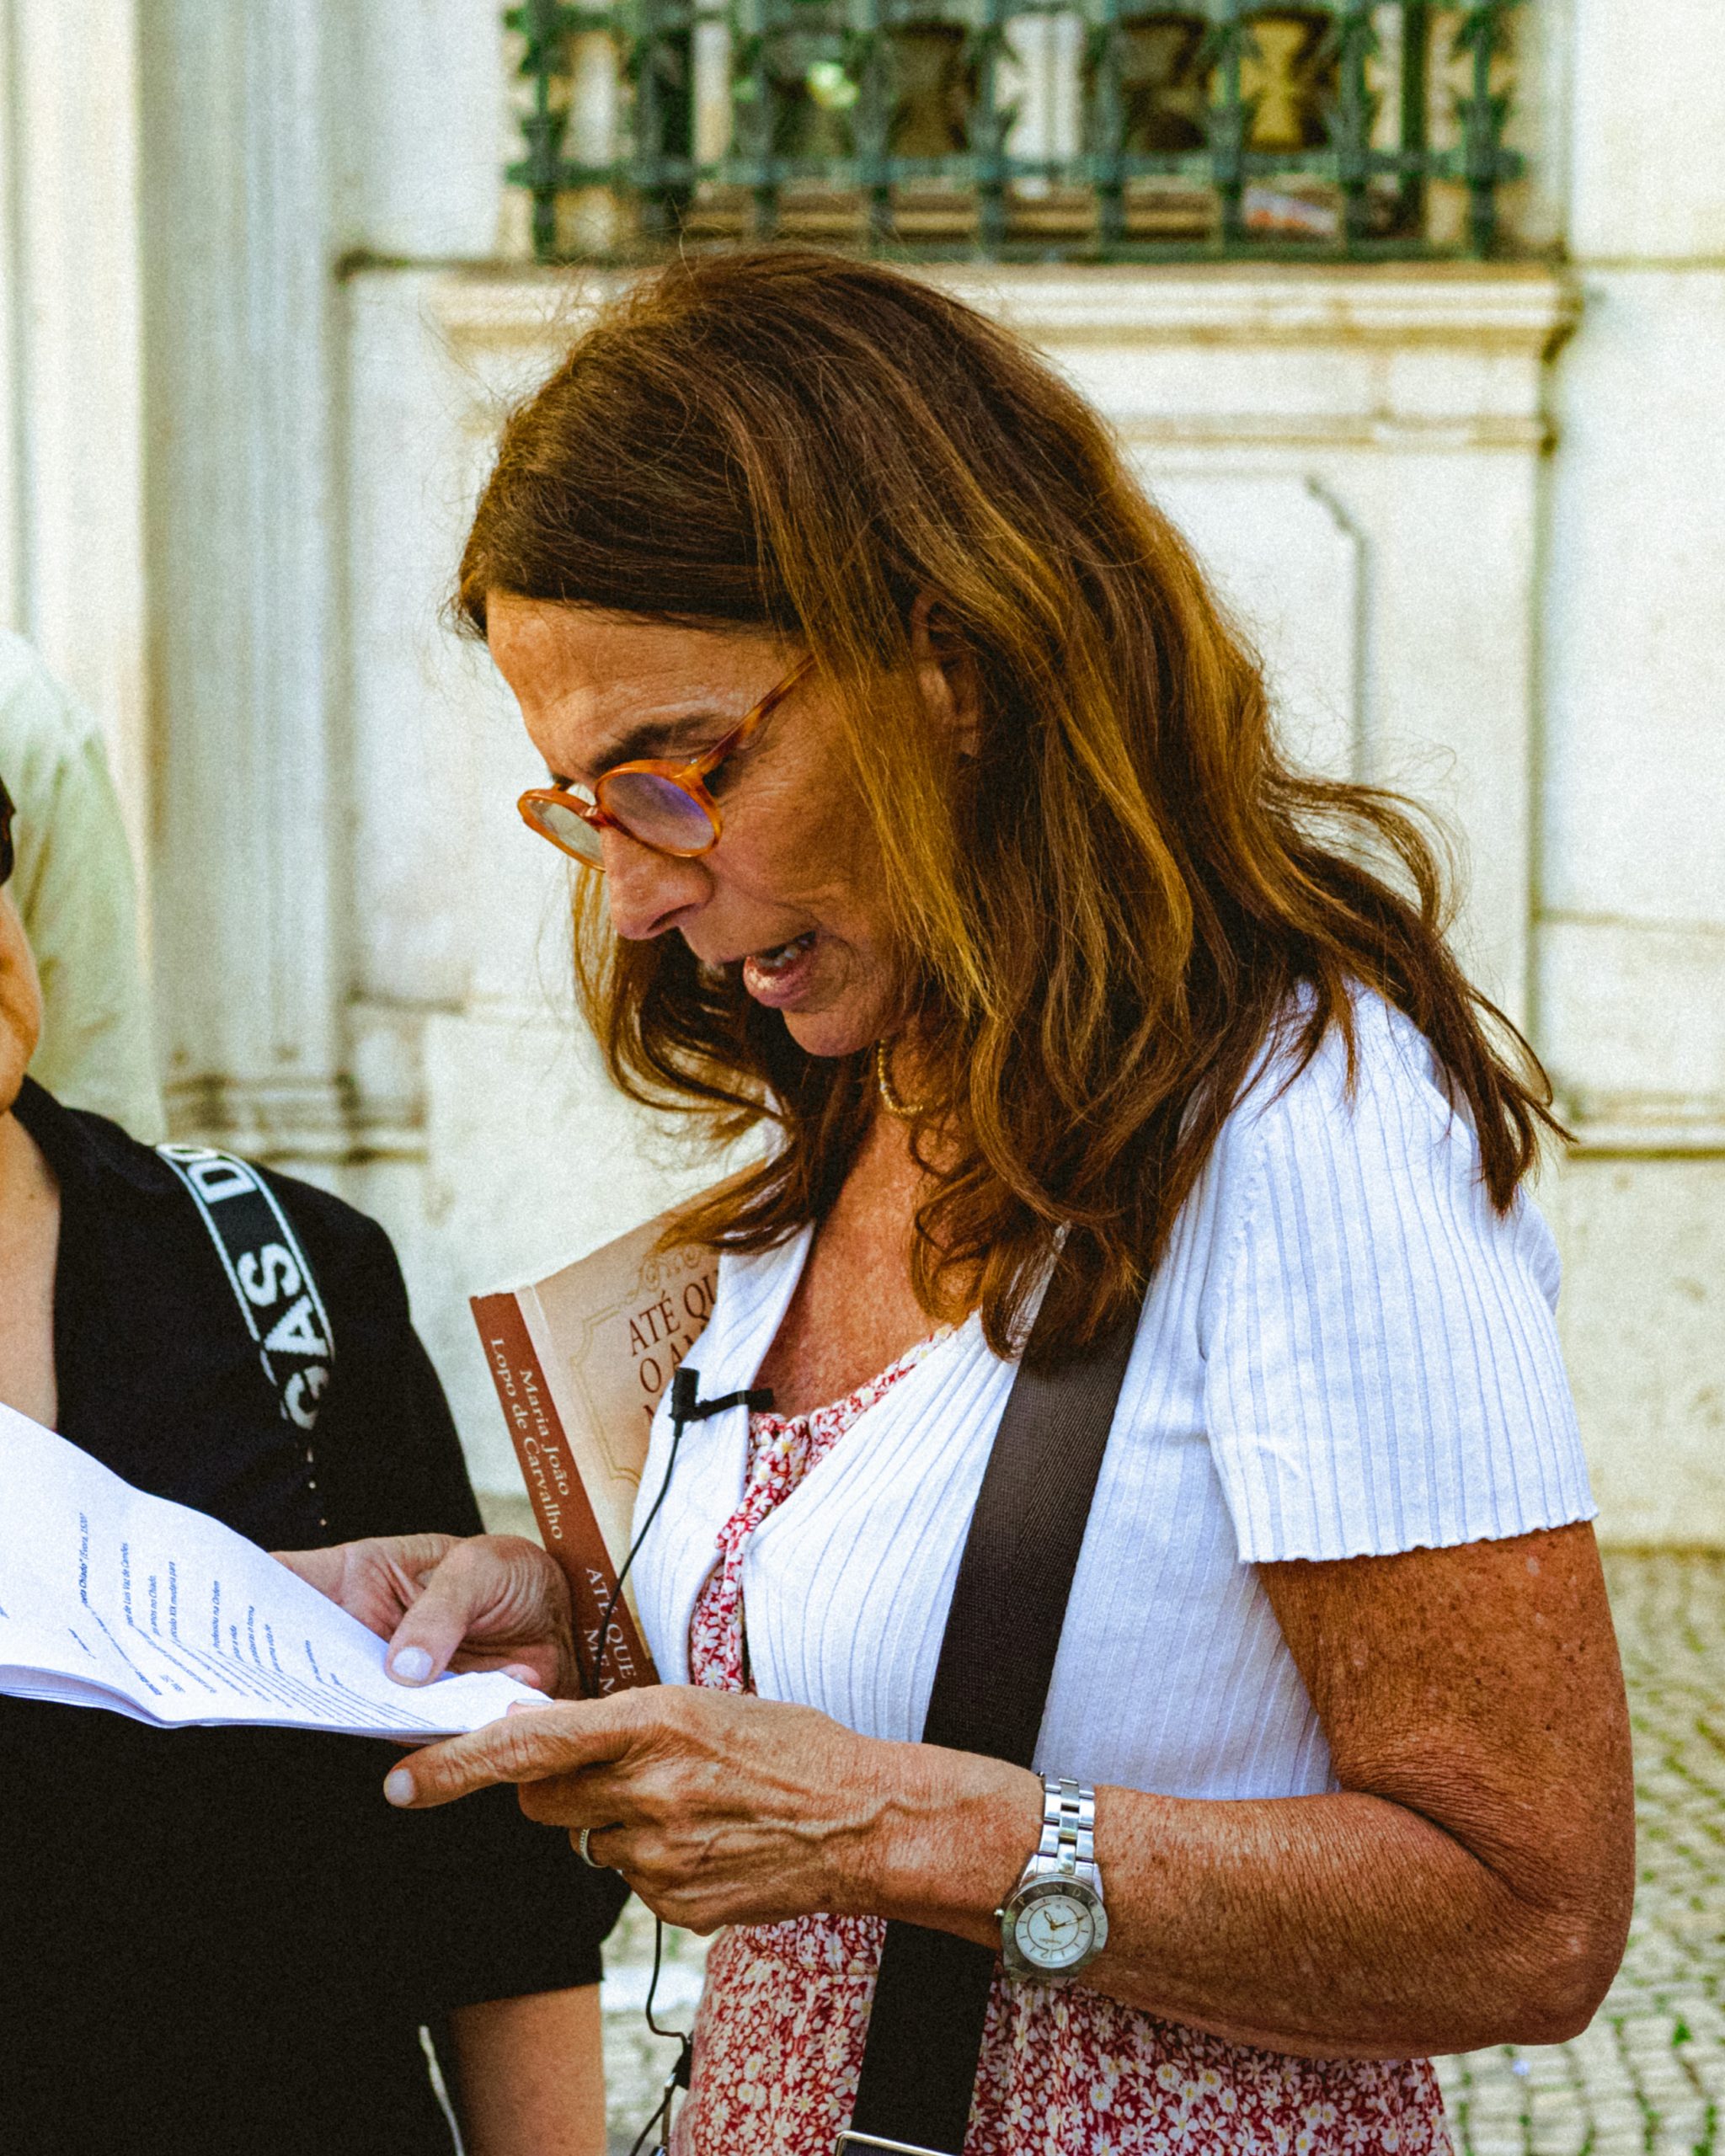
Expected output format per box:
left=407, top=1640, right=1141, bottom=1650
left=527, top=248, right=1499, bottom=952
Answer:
left=0, top=1, right=1717, bottom=1536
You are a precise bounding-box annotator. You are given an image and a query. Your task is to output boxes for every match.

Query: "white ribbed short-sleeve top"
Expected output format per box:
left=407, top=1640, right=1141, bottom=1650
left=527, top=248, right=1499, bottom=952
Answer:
left=629, top=990, right=1594, bottom=1801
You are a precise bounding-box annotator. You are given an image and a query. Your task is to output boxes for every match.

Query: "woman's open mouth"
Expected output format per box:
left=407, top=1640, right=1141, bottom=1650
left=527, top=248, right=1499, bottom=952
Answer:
left=741, top=931, right=820, bottom=1009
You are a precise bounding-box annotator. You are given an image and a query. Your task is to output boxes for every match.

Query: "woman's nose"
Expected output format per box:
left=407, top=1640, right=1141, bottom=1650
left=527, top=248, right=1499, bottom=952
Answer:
left=601, top=826, right=709, bottom=941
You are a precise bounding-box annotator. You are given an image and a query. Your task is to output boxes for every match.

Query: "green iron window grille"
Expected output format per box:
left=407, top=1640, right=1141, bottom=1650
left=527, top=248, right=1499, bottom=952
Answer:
left=506, top=0, right=1523, bottom=263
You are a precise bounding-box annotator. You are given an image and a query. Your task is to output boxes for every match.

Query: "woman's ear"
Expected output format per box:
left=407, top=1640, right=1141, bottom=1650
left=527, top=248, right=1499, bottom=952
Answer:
left=909, top=592, right=981, bottom=758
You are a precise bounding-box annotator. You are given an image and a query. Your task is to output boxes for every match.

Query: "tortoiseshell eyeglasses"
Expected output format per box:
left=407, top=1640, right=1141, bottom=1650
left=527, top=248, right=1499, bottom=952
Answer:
left=518, top=655, right=814, bottom=871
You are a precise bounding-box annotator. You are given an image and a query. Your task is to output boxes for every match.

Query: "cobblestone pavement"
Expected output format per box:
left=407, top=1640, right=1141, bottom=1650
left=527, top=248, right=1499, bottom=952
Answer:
left=601, top=1554, right=1725, bottom=2153
left=1434, top=1555, right=1725, bottom=2156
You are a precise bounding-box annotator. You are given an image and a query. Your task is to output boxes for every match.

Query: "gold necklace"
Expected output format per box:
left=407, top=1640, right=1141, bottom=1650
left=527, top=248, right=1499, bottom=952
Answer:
left=874, top=1039, right=932, bottom=1121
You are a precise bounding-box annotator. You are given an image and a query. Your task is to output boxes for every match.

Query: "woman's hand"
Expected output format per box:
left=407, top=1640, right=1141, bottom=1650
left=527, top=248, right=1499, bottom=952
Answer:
left=381, top=1684, right=1040, bottom=1937
left=275, top=1533, right=580, bottom=1698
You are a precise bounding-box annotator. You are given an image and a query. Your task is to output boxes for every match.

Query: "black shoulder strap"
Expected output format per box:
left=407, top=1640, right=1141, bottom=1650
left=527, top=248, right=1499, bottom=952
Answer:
left=156, top=1144, right=334, bottom=1437
left=841, top=1269, right=1143, bottom=2156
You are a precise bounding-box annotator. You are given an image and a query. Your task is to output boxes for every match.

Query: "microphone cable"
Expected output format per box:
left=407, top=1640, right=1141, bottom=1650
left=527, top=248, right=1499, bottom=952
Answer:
left=588, top=1364, right=772, bottom=1698
left=599, top=1364, right=774, bottom=2155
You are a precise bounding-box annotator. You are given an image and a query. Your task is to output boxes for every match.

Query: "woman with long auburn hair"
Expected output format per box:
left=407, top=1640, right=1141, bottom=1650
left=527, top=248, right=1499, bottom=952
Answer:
left=291, top=249, right=1632, bottom=2154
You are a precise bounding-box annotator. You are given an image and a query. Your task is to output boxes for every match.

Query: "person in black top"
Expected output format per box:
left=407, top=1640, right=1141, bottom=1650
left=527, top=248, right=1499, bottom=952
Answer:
left=0, top=775, right=628, bottom=2156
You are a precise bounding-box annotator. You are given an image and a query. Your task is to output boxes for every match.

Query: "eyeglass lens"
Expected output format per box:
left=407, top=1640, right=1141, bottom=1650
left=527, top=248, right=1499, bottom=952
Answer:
left=526, top=794, right=606, bottom=863
left=598, top=771, right=718, bottom=856
left=524, top=771, right=721, bottom=868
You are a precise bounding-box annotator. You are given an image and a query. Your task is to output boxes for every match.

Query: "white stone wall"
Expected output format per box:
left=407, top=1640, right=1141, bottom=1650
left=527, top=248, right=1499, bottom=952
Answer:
left=1528, top=0, right=1725, bottom=1543
left=342, top=258, right=1582, bottom=1497
left=0, top=1, right=1718, bottom=1535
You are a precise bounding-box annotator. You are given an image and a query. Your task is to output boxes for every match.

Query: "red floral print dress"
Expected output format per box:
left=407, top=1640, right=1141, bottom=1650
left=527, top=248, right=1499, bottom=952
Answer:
left=676, top=1349, right=1455, bottom=2156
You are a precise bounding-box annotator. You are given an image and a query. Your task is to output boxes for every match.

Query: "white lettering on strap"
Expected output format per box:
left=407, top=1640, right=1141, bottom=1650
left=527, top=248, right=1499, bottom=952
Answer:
left=238, top=1243, right=302, bottom=1307
left=155, top=1140, right=335, bottom=1529
left=263, top=1296, right=328, bottom=1361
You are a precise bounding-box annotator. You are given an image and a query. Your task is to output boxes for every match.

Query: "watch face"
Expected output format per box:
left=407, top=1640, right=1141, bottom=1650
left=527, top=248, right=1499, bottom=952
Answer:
left=1017, top=1888, right=1098, bottom=1971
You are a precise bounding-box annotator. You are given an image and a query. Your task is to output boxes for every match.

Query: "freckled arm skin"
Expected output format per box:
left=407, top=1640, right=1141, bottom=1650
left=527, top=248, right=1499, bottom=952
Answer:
left=854, top=1521, right=1635, bottom=2056
left=358, top=1519, right=1633, bottom=2060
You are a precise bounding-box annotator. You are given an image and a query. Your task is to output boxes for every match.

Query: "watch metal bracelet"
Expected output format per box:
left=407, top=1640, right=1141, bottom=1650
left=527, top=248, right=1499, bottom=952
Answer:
left=1036, top=1775, right=1098, bottom=1885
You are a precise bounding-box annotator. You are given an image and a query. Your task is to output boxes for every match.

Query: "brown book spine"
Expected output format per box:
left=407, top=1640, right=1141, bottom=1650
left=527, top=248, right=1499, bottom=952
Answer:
left=470, top=1293, right=659, bottom=1694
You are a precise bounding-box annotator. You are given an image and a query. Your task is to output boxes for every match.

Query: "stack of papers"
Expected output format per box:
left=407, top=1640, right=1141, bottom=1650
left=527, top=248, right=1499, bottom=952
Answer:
left=0, top=1403, right=543, bottom=1740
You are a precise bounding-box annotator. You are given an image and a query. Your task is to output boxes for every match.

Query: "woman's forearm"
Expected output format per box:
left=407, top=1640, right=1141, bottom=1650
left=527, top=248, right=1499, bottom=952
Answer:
left=353, top=1529, right=1632, bottom=2067
left=379, top=1682, right=1616, bottom=2059
left=448, top=1985, right=607, bottom=2156
left=839, top=1530, right=1633, bottom=2061
left=846, top=1741, right=1610, bottom=2059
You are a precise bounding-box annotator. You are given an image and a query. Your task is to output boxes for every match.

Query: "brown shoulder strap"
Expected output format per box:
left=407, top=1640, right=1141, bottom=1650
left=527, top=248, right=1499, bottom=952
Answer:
left=840, top=1273, right=1143, bottom=2155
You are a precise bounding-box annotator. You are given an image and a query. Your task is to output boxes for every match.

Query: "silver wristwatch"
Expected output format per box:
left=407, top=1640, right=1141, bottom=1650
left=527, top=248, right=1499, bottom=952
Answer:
left=996, top=1774, right=1108, bottom=1982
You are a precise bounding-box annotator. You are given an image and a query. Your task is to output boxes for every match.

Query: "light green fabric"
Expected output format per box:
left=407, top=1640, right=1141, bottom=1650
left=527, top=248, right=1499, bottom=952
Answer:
left=0, top=632, right=164, bottom=1140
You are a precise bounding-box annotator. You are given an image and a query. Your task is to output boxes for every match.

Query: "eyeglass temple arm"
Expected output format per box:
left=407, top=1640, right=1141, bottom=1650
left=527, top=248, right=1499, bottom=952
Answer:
left=686, top=654, right=815, bottom=782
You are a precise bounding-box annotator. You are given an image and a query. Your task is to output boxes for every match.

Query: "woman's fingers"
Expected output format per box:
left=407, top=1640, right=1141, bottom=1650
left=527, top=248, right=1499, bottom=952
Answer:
left=274, top=1534, right=463, bottom=1641
left=280, top=1533, right=578, bottom=1694
left=382, top=1534, right=573, bottom=1691
left=376, top=1686, right=883, bottom=1937
left=572, top=1822, right=627, bottom=1870
left=383, top=1697, right=633, bottom=1808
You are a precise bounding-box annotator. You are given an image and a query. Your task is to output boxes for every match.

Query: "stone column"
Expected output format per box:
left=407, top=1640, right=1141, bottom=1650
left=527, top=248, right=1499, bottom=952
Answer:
left=139, top=3, right=351, bottom=1155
